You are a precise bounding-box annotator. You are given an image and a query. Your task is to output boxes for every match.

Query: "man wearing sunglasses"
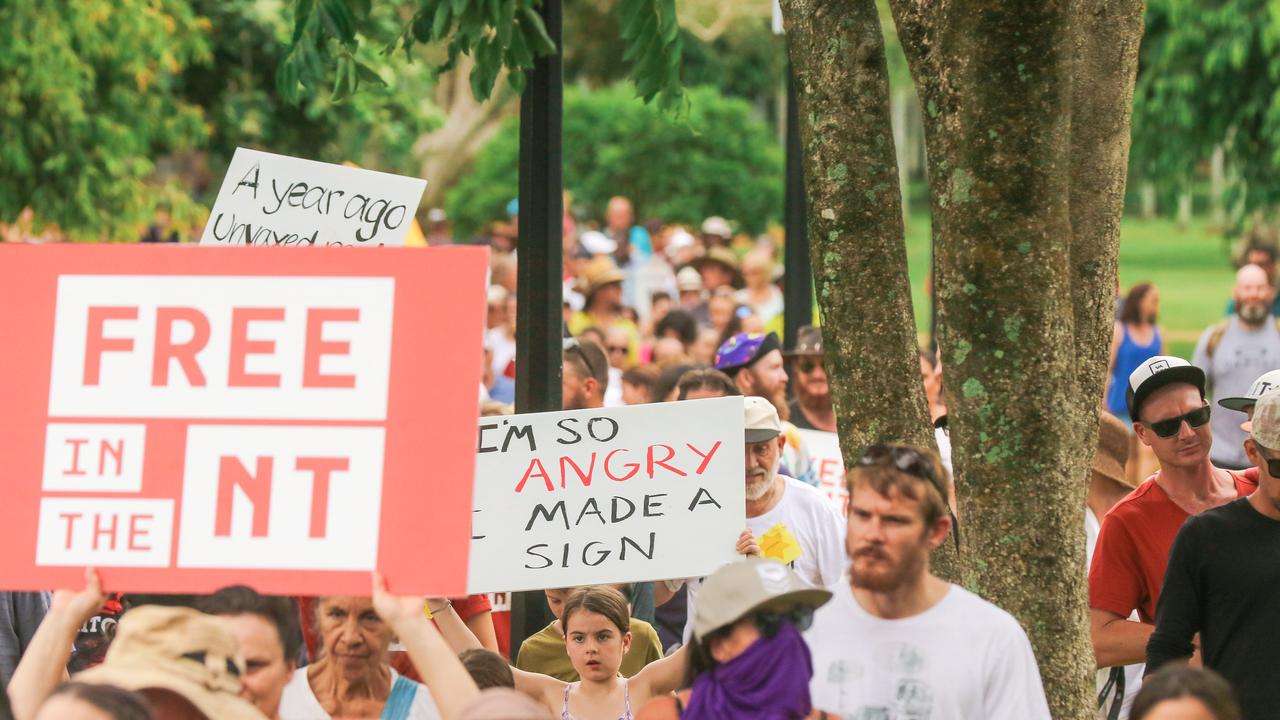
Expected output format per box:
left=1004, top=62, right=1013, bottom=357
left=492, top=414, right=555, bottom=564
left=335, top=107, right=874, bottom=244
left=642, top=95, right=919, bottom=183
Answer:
left=783, top=326, right=836, bottom=433
left=806, top=443, right=1050, bottom=719
left=1147, top=391, right=1280, bottom=720
left=1089, top=356, right=1257, bottom=695
left=561, top=337, right=609, bottom=412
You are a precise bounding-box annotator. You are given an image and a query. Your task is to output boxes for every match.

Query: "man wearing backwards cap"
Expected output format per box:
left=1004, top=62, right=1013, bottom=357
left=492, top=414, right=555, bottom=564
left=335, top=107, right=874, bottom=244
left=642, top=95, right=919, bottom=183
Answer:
left=1147, top=390, right=1280, bottom=720
left=1217, top=368, right=1280, bottom=437
left=806, top=442, right=1050, bottom=718
left=673, top=397, right=844, bottom=647
left=716, top=331, right=815, bottom=487
left=1089, top=356, right=1257, bottom=683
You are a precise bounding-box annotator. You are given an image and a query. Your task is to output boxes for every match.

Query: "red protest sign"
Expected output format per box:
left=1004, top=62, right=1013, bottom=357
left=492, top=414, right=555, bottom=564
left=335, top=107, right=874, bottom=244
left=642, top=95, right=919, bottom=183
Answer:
left=0, top=244, right=487, bottom=596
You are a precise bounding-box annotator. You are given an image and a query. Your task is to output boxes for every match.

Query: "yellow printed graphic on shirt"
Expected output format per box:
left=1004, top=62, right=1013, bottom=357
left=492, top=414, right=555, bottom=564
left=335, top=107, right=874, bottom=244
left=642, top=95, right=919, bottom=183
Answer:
left=759, top=523, right=802, bottom=565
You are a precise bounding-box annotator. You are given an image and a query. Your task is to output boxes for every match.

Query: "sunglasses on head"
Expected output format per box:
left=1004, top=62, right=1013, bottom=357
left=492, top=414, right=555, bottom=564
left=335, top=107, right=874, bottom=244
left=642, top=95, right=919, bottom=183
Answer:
left=1142, top=404, right=1211, bottom=438
left=857, top=443, right=961, bottom=554
left=562, top=337, right=600, bottom=380
left=752, top=606, right=815, bottom=637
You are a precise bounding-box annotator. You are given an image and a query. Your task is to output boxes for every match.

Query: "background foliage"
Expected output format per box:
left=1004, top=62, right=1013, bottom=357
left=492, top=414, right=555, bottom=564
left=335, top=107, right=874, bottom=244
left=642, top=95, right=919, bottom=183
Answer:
left=0, top=0, right=212, bottom=240
left=445, top=84, right=783, bottom=240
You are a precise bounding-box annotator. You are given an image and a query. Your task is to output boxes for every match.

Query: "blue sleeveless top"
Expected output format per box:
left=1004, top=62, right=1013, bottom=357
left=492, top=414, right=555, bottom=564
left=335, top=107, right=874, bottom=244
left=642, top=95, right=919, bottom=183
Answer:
left=1106, top=324, right=1162, bottom=416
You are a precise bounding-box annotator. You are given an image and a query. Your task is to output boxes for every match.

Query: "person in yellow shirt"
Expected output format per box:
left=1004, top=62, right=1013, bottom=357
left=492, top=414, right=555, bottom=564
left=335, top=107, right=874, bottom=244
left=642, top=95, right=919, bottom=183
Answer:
left=515, top=585, right=663, bottom=681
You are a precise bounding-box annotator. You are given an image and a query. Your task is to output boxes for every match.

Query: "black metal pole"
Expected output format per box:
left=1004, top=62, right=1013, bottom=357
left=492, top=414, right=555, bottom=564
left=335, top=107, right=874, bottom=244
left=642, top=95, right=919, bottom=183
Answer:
left=510, top=0, right=562, bottom=658
left=783, top=63, right=812, bottom=346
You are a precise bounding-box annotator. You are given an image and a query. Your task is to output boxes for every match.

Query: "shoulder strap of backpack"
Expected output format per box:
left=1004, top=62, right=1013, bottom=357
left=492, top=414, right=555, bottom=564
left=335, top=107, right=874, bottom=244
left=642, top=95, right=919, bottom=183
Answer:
left=1206, top=318, right=1231, bottom=361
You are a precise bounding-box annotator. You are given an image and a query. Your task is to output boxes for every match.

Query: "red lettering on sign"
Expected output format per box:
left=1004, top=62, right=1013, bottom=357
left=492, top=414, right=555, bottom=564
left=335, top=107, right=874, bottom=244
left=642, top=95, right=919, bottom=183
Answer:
left=128, top=514, right=153, bottom=551
left=295, top=456, right=347, bottom=538
left=515, top=458, right=552, bottom=493
left=688, top=441, right=722, bottom=475
left=152, top=307, right=211, bottom=386
left=604, top=449, right=639, bottom=482
left=559, top=454, right=596, bottom=489
left=60, top=513, right=82, bottom=549
left=215, top=456, right=273, bottom=537
left=304, top=308, right=359, bottom=388
left=92, top=513, right=118, bottom=551
left=63, top=438, right=88, bottom=476
left=83, top=306, right=137, bottom=385
left=229, top=308, right=284, bottom=387
left=646, top=444, right=686, bottom=479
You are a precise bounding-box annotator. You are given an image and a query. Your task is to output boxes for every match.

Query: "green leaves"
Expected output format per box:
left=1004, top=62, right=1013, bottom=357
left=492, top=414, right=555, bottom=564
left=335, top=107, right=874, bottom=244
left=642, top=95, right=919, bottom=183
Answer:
left=619, top=0, right=682, bottom=108
left=280, top=0, right=684, bottom=108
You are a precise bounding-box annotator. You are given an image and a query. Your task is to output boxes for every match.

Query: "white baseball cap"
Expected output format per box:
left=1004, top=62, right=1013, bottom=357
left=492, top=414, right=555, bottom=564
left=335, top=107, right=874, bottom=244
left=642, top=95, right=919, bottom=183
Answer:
left=1220, top=368, right=1280, bottom=412
left=744, top=396, right=781, bottom=443
left=1126, top=355, right=1206, bottom=420
left=580, top=230, right=617, bottom=256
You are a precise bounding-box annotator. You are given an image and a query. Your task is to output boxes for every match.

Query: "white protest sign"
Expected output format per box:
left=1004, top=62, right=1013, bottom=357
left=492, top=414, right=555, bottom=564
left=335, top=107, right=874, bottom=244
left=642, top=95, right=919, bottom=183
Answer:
left=199, top=148, right=427, bottom=247
left=796, top=429, right=848, bottom=515
left=467, top=397, right=746, bottom=593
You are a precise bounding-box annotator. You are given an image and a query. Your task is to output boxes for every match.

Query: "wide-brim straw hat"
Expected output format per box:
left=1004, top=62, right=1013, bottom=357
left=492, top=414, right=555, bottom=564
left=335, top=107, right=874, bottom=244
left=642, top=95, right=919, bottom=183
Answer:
left=685, top=246, right=745, bottom=289
left=77, top=606, right=265, bottom=720
left=1094, top=412, right=1132, bottom=488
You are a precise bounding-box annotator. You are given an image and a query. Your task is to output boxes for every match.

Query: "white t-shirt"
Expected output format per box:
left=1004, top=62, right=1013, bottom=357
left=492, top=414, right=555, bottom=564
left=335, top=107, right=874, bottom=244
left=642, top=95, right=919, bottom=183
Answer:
left=1086, top=508, right=1143, bottom=718
left=682, top=475, right=846, bottom=643
left=279, top=666, right=441, bottom=720
left=806, top=582, right=1051, bottom=720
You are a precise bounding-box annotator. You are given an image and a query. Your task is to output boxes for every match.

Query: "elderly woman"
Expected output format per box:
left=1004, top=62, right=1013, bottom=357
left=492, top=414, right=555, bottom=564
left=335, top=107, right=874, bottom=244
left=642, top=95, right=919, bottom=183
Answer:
left=278, top=578, right=478, bottom=720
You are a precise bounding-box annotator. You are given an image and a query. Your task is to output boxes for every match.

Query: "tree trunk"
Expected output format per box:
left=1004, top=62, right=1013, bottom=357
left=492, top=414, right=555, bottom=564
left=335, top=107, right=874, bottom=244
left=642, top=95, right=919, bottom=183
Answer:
left=414, top=55, right=519, bottom=211
left=779, top=0, right=934, bottom=458
left=888, top=0, right=1143, bottom=717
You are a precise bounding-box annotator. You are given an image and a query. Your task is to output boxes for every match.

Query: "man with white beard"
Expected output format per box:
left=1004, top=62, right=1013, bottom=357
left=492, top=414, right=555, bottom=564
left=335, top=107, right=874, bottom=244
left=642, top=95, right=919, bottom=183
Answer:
left=668, top=397, right=845, bottom=645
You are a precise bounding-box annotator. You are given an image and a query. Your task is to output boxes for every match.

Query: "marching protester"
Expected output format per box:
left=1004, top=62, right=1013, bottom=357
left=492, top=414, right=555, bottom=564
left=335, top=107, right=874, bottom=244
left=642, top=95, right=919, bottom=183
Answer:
left=278, top=582, right=479, bottom=720
left=783, top=326, right=835, bottom=433
left=515, top=586, right=662, bottom=682
left=1090, top=357, right=1257, bottom=703
left=807, top=443, right=1051, bottom=718
left=439, top=586, right=688, bottom=720
left=1146, top=391, right=1280, bottom=719
left=637, top=558, right=831, bottom=720
left=1087, top=412, right=1143, bottom=718
left=1193, top=264, right=1280, bottom=470
left=1131, top=667, right=1241, bottom=720
left=715, top=332, right=815, bottom=486
left=563, top=338, right=610, bottom=412
left=0, top=593, right=49, bottom=688
left=196, top=587, right=301, bottom=720
left=660, top=397, right=844, bottom=645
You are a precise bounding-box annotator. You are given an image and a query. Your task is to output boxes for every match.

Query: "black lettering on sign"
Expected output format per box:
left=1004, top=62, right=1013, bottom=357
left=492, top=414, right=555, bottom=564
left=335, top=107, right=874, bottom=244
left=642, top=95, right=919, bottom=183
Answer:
left=234, top=162, right=261, bottom=198
left=556, top=418, right=582, bottom=445
left=503, top=422, right=536, bottom=452
left=525, top=501, right=569, bottom=531
left=687, top=487, right=722, bottom=511
left=524, top=544, right=552, bottom=569
left=587, top=417, right=620, bottom=442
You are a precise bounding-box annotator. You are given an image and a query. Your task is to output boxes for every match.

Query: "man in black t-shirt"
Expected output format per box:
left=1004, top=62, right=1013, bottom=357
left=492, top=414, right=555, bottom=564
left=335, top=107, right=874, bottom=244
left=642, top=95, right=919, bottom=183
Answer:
left=1148, top=390, right=1280, bottom=719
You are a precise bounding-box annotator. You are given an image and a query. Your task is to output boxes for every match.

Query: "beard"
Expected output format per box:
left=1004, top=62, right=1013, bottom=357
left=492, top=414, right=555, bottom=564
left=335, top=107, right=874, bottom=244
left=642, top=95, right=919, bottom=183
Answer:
left=745, top=467, right=776, bottom=500
left=768, top=383, right=790, bottom=422
left=1240, top=301, right=1269, bottom=325
left=849, top=545, right=927, bottom=593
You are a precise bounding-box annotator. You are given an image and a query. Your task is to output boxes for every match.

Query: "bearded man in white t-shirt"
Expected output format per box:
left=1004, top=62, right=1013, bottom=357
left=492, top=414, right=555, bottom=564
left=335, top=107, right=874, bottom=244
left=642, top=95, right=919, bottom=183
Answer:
left=658, top=396, right=846, bottom=645
left=806, top=443, right=1051, bottom=720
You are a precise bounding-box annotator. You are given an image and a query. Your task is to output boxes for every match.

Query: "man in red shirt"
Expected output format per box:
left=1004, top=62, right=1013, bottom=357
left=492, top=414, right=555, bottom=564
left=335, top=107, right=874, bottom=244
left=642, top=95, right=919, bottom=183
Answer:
left=1089, top=356, right=1256, bottom=689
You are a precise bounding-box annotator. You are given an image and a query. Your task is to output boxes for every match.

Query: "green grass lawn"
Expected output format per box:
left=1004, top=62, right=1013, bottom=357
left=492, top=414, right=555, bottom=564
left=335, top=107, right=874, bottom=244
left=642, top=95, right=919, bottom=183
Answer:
left=901, top=215, right=1237, bottom=359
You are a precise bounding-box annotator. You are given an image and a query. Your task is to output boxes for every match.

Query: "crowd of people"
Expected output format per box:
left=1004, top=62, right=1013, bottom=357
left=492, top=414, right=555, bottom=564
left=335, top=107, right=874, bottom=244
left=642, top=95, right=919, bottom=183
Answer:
left=5, top=197, right=1280, bottom=720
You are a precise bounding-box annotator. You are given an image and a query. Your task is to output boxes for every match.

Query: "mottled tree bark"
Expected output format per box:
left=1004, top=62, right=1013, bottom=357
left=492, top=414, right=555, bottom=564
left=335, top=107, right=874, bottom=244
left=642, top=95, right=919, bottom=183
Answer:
left=783, top=0, right=1143, bottom=716
left=887, top=1, right=1143, bottom=717
left=779, top=0, right=935, bottom=459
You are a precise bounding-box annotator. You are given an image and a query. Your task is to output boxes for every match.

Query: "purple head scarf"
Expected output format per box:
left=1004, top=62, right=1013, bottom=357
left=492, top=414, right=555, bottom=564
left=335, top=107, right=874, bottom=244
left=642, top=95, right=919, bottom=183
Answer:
left=682, top=620, right=814, bottom=720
